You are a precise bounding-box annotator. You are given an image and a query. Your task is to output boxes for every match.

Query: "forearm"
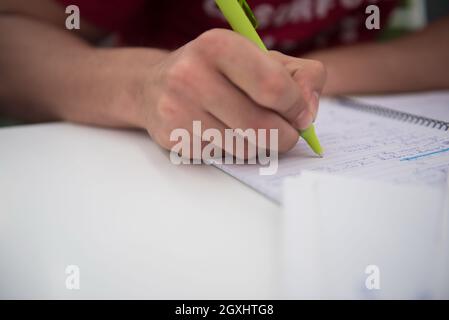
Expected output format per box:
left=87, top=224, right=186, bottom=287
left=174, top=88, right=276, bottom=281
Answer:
left=0, top=14, right=167, bottom=127
left=307, top=17, right=449, bottom=95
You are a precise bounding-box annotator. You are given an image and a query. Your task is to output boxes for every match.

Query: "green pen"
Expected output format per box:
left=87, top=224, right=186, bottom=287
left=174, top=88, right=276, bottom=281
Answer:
left=215, top=0, right=324, bottom=157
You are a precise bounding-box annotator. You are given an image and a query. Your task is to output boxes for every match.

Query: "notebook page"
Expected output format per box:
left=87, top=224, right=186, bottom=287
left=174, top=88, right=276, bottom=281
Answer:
left=215, top=98, right=449, bottom=203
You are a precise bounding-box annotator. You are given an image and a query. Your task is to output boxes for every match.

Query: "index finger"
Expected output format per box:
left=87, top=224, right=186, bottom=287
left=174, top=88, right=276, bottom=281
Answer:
left=193, top=29, right=306, bottom=123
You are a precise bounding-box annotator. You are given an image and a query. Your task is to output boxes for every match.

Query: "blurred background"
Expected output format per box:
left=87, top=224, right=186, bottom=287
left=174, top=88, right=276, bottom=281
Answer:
left=427, top=0, right=449, bottom=22
left=384, top=0, right=449, bottom=37
left=1, top=0, right=448, bottom=128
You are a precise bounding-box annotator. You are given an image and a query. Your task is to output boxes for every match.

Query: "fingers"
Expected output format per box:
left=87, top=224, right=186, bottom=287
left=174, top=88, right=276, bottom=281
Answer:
left=152, top=100, right=229, bottom=160
left=191, top=30, right=326, bottom=131
left=191, top=29, right=304, bottom=125
left=200, top=67, right=300, bottom=153
left=151, top=29, right=327, bottom=159
left=268, top=51, right=327, bottom=129
left=150, top=60, right=294, bottom=159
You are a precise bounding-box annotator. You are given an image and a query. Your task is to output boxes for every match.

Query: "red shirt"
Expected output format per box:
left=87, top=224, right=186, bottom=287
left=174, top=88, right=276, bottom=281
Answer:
left=57, top=0, right=397, bottom=55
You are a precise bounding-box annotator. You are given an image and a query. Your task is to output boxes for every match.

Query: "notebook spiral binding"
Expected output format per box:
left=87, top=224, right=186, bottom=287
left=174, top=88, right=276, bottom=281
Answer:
left=337, top=97, right=449, bottom=131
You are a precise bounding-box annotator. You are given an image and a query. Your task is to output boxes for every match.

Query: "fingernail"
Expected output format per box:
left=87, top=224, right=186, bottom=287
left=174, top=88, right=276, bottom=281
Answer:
left=294, top=109, right=313, bottom=130
left=311, top=91, right=320, bottom=123
left=294, top=91, right=319, bottom=129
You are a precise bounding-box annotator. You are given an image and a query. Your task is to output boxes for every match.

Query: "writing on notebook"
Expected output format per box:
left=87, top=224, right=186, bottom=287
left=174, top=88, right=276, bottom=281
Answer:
left=215, top=99, right=449, bottom=202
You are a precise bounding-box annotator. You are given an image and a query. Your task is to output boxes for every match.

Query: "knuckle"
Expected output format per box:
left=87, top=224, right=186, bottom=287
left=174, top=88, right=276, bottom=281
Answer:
left=312, top=60, right=327, bottom=82
left=294, top=60, right=326, bottom=83
left=316, top=60, right=327, bottom=75
left=165, top=59, right=194, bottom=92
left=310, top=59, right=325, bottom=72
left=156, top=94, right=182, bottom=124
left=193, top=29, right=230, bottom=58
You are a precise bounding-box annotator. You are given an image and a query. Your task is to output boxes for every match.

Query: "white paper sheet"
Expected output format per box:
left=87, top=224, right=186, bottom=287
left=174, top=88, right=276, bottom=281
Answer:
left=215, top=98, right=449, bottom=203
left=282, top=172, right=449, bottom=299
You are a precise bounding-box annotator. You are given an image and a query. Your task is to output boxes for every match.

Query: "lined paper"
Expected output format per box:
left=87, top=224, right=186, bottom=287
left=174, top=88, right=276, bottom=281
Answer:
left=215, top=98, right=449, bottom=203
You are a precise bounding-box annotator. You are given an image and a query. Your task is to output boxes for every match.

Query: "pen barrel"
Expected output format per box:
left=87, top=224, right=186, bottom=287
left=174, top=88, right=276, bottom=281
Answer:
left=215, top=0, right=323, bottom=156
left=215, top=0, right=267, bottom=51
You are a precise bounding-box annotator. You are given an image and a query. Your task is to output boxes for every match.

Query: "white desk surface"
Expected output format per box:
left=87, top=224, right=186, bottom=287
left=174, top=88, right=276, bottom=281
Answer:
left=0, top=123, right=280, bottom=299
left=1, top=91, right=447, bottom=299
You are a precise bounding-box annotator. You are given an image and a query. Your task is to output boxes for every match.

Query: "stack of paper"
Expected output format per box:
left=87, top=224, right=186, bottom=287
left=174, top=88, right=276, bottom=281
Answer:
left=282, top=172, right=449, bottom=299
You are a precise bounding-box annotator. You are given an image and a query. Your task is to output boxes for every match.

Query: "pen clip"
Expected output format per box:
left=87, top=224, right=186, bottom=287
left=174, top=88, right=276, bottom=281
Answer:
left=238, top=0, right=259, bottom=29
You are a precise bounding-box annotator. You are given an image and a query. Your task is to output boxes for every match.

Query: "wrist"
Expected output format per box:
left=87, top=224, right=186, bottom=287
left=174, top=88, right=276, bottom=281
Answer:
left=86, top=48, right=169, bottom=129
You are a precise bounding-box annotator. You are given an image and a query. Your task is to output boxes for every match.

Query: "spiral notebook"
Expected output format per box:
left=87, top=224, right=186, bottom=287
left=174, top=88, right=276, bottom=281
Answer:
left=215, top=96, right=449, bottom=203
